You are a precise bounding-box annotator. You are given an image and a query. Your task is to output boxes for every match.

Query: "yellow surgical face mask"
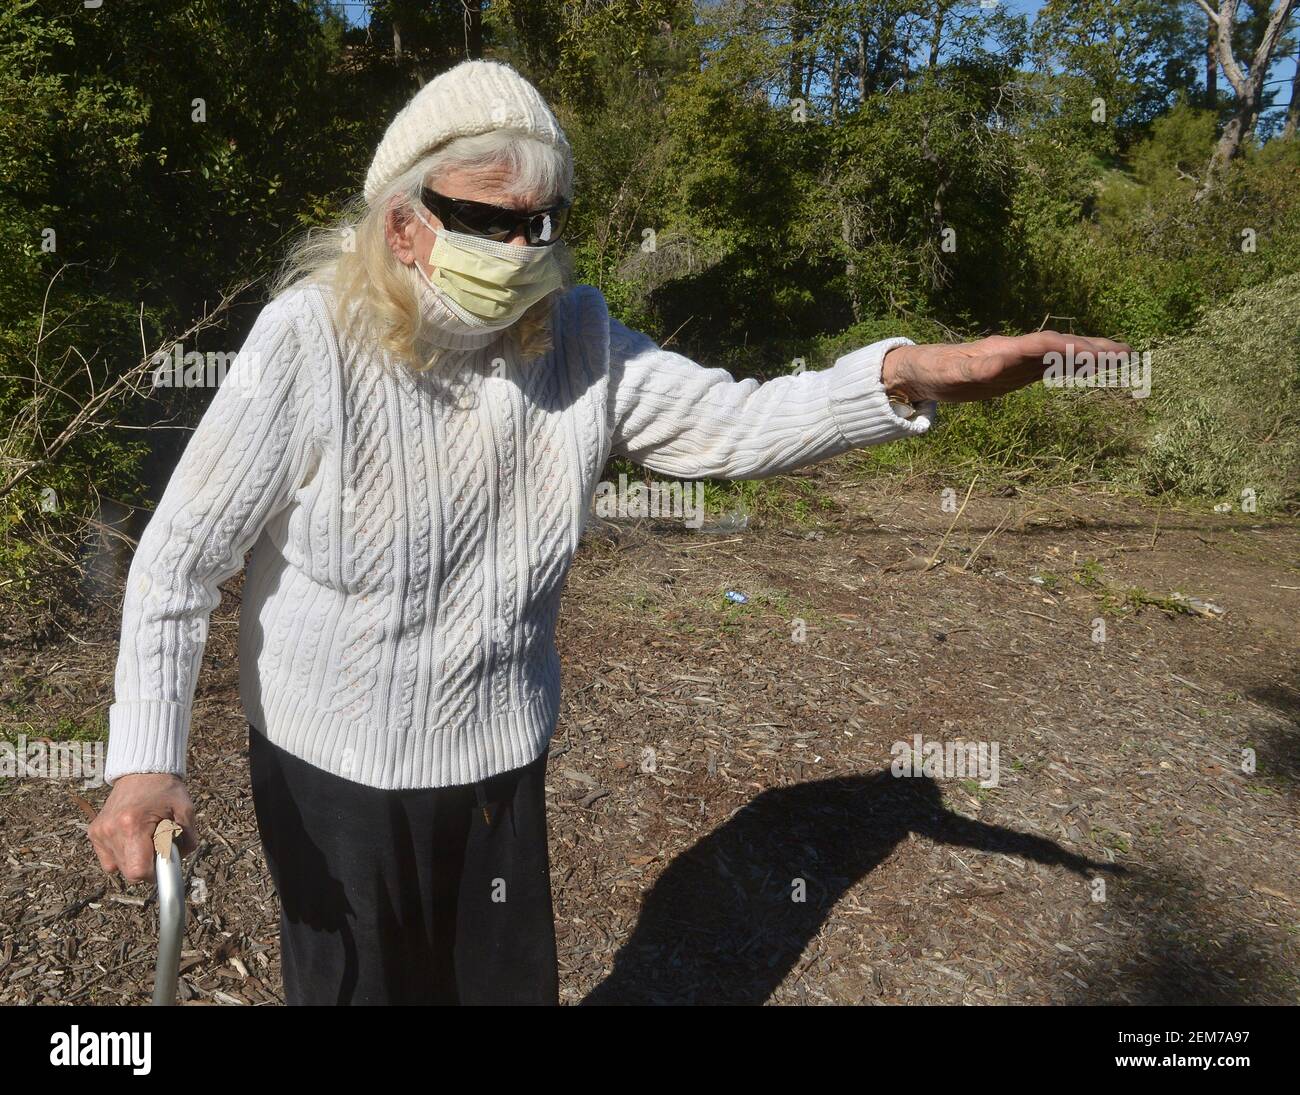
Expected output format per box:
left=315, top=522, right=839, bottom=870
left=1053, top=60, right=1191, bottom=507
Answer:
left=413, top=210, right=563, bottom=324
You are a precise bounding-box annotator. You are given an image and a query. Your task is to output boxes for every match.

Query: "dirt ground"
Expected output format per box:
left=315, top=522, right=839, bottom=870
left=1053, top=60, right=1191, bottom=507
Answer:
left=2, top=460, right=1297, bottom=1005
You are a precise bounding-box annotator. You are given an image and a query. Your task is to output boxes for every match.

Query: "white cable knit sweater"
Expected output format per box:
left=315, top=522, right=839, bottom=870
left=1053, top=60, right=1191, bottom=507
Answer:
left=105, top=280, right=934, bottom=789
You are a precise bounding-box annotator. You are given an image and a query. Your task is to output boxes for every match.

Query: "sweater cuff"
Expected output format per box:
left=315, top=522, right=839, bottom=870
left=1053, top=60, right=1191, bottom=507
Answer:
left=823, top=337, right=938, bottom=447
left=105, top=699, right=191, bottom=784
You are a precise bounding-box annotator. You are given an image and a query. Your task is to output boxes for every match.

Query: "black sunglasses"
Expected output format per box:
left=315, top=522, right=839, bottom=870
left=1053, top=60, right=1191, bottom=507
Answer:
left=419, top=187, right=571, bottom=246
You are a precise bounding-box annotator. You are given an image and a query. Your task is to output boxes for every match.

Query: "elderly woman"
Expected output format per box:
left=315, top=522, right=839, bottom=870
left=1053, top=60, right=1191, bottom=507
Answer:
left=88, top=60, right=1126, bottom=1004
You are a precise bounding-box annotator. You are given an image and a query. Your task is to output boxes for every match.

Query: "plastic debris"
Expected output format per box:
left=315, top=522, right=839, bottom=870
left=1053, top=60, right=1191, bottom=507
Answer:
left=1172, top=592, right=1225, bottom=618
left=724, top=590, right=748, bottom=604
left=699, top=512, right=750, bottom=534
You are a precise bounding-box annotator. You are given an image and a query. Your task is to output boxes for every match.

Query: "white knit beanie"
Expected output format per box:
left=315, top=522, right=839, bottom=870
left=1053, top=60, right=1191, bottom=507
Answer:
left=364, top=60, right=570, bottom=206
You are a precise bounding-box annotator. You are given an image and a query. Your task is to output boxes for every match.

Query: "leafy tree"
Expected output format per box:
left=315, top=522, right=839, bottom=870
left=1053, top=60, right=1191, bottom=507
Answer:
left=1195, top=0, right=1297, bottom=191
left=1032, top=0, right=1202, bottom=148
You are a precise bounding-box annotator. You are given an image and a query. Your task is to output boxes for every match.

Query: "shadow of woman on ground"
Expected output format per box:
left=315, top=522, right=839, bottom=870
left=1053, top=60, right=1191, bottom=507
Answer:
left=583, top=770, right=1122, bottom=1005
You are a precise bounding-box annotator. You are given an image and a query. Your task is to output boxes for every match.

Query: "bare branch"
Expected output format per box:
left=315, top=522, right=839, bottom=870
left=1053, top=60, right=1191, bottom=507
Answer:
left=0, top=279, right=256, bottom=499
left=1192, top=0, right=1222, bottom=25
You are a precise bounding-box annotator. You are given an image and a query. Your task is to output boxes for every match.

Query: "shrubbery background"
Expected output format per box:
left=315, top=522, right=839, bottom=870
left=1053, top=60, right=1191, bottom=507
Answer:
left=1, top=0, right=1296, bottom=611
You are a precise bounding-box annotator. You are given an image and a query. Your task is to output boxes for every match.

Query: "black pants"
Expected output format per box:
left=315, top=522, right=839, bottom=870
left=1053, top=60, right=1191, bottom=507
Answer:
left=247, top=723, right=558, bottom=1005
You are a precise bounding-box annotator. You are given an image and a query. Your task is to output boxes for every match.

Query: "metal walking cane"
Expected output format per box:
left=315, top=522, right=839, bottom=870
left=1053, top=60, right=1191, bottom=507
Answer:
left=150, top=819, right=185, bottom=1006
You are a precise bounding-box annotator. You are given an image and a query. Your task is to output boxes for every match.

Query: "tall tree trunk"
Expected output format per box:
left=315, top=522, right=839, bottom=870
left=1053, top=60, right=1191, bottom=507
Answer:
left=789, top=5, right=806, bottom=103
left=857, top=22, right=868, bottom=103
left=1284, top=58, right=1300, bottom=138
left=1197, top=0, right=1298, bottom=197
left=840, top=203, right=861, bottom=323
left=831, top=43, right=841, bottom=119
left=1205, top=13, right=1217, bottom=106
left=1207, top=109, right=1249, bottom=178
left=463, top=0, right=484, bottom=60
left=920, top=125, right=951, bottom=291
left=929, top=7, right=946, bottom=69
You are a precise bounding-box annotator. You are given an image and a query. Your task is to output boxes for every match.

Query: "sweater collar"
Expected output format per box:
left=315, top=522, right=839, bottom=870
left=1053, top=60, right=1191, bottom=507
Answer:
left=414, top=277, right=513, bottom=353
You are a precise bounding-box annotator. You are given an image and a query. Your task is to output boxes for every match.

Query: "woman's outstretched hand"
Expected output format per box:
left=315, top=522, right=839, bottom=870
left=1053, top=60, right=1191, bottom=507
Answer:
left=89, top=773, right=197, bottom=884
left=882, top=331, right=1133, bottom=404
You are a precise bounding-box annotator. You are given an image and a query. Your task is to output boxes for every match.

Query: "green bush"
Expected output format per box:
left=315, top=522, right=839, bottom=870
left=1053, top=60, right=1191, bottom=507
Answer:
left=1026, top=110, right=1300, bottom=347
left=1129, top=273, right=1300, bottom=511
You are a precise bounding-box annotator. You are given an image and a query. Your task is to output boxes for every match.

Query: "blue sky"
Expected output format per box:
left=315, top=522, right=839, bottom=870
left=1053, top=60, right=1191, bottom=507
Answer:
left=329, top=0, right=1294, bottom=116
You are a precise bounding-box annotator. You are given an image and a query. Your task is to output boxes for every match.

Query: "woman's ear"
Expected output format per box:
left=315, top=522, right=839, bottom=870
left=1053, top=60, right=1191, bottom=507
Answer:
left=385, top=197, right=419, bottom=267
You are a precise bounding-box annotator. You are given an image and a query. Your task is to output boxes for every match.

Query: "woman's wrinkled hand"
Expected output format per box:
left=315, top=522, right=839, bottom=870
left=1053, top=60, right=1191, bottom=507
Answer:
left=89, top=773, right=197, bottom=884
left=882, top=331, right=1133, bottom=404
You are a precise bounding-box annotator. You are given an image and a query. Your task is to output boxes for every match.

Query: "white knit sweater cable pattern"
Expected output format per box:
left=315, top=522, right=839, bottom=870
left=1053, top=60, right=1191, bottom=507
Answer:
left=104, top=281, right=935, bottom=789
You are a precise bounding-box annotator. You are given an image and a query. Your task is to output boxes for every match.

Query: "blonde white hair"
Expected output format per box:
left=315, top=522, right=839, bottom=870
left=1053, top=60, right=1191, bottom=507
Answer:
left=271, top=129, right=575, bottom=373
